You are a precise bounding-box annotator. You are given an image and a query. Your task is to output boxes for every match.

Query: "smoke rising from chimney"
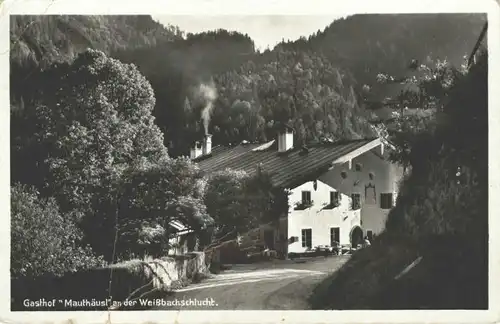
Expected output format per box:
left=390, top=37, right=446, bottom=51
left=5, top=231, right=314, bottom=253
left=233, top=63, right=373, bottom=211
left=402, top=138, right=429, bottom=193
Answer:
left=196, top=81, right=218, bottom=135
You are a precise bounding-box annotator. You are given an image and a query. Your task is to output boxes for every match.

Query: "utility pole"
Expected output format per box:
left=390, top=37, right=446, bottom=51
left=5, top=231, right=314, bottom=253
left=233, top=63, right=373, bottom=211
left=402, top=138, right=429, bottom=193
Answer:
left=467, top=21, right=488, bottom=68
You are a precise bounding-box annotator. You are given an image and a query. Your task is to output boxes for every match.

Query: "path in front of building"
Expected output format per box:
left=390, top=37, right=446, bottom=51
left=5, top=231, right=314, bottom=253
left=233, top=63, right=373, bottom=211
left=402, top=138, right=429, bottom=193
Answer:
left=153, top=256, right=350, bottom=310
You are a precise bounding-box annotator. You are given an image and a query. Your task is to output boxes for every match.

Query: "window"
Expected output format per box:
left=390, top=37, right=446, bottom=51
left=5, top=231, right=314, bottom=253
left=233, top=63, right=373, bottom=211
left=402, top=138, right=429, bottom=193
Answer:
left=366, top=230, right=373, bottom=242
left=301, top=191, right=312, bottom=205
left=330, top=227, right=340, bottom=246
left=351, top=193, right=361, bottom=210
left=380, top=193, right=394, bottom=209
left=330, top=191, right=340, bottom=207
left=301, top=229, right=312, bottom=249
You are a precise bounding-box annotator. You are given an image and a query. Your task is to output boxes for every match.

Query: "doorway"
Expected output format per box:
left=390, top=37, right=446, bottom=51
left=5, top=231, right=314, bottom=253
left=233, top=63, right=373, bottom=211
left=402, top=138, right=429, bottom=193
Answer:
left=350, top=226, right=363, bottom=248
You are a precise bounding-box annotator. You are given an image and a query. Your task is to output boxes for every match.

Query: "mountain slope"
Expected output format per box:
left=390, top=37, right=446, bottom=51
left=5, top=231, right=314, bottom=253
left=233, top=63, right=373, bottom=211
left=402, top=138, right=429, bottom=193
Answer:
left=10, top=15, right=182, bottom=69
left=10, top=15, right=182, bottom=104
left=279, top=13, right=486, bottom=89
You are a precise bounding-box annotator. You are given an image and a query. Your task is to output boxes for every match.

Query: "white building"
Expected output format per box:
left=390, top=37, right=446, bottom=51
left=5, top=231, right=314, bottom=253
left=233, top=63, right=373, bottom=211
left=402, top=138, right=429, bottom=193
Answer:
left=194, top=125, right=404, bottom=257
left=167, top=220, right=195, bottom=255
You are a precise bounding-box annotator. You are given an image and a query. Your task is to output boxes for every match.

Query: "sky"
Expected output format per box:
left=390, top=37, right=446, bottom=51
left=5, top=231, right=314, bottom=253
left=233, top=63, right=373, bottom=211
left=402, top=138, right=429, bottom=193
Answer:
left=152, top=15, right=347, bottom=51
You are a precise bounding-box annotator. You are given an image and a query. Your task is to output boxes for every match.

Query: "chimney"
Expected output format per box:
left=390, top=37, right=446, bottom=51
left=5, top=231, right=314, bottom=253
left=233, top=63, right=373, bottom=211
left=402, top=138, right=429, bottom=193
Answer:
left=202, top=134, right=212, bottom=155
left=277, top=125, right=294, bottom=153
left=190, top=141, right=202, bottom=159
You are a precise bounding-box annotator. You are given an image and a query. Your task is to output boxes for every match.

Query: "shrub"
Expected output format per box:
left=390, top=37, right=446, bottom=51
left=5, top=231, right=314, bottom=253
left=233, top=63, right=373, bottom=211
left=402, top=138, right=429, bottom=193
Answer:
left=11, top=183, right=106, bottom=279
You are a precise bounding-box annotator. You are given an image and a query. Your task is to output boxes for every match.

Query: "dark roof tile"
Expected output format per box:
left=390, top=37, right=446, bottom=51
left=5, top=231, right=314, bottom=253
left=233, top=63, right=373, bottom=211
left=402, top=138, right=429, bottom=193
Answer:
left=196, top=138, right=379, bottom=189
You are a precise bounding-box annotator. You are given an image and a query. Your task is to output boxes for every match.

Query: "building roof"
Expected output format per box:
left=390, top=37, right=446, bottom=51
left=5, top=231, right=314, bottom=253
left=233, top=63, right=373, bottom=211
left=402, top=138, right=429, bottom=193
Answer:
left=168, top=220, right=193, bottom=236
left=195, top=138, right=381, bottom=189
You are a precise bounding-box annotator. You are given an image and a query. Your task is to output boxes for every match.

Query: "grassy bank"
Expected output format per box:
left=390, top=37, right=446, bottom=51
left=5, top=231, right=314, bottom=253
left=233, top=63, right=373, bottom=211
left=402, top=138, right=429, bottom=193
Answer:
left=310, top=233, right=487, bottom=309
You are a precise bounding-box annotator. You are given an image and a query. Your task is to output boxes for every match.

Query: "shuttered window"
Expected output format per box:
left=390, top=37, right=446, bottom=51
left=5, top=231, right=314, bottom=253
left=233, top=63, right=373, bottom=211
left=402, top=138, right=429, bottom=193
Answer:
left=302, top=191, right=312, bottom=204
left=351, top=193, right=361, bottom=210
left=380, top=193, right=394, bottom=209
left=330, top=191, right=340, bottom=206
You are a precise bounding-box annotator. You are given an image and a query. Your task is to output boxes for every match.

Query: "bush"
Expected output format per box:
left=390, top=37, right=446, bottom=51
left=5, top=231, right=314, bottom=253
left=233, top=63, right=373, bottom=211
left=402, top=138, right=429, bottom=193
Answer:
left=386, top=159, right=484, bottom=240
left=11, top=183, right=106, bottom=279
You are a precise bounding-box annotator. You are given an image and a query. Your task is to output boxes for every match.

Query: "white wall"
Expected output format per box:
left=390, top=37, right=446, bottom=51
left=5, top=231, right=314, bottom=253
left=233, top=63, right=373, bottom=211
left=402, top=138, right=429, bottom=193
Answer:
left=319, top=148, right=404, bottom=237
left=287, top=180, right=360, bottom=253
left=287, top=147, right=404, bottom=253
left=168, top=234, right=189, bottom=255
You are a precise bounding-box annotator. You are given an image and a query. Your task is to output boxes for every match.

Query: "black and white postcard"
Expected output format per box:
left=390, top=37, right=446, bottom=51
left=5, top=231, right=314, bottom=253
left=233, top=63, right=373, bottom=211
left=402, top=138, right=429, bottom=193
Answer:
left=1, top=0, right=499, bottom=323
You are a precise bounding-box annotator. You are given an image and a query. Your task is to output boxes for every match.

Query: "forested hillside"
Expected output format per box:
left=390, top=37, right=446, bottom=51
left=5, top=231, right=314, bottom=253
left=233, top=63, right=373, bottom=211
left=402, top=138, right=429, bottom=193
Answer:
left=10, top=14, right=486, bottom=158
left=115, top=45, right=375, bottom=156
left=280, top=14, right=486, bottom=86
left=10, top=15, right=182, bottom=69
left=10, top=15, right=182, bottom=105
left=112, top=30, right=261, bottom=155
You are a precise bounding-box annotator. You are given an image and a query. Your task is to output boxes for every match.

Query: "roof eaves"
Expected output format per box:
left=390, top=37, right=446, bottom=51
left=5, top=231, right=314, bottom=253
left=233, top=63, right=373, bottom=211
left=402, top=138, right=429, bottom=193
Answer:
left=272, top=138, right=381, bottom=189
left=169, top=220, right=189, bottom=231
left=331, top=138, right=382, bottom=164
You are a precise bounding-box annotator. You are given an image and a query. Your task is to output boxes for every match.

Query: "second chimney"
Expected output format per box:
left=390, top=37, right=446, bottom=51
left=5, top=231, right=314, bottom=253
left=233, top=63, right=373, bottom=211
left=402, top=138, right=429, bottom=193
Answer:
left=202, top=134, right=212, bottom=155
left=190, top=141, right=202, bottom=159
left=277, top=125, right=294, bottom=153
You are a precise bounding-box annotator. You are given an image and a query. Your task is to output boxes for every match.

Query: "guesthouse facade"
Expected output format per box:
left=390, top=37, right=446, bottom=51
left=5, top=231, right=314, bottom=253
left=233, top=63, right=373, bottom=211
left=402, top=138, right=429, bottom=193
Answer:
left=192, top=126, right=404, bottom=256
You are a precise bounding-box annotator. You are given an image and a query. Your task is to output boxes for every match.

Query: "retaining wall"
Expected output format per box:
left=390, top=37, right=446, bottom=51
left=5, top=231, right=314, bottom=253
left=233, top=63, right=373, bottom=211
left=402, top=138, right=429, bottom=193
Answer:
left=11, top=252, right=208, bottom=311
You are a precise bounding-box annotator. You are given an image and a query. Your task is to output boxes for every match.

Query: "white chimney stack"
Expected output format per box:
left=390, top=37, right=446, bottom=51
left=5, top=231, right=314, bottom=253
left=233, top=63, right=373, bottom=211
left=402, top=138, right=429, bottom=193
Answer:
left=277, top=125, right=294, bottom=153
left=203, top=134, right=212, bottom=155
left=190, top=141, right=202, bottom=159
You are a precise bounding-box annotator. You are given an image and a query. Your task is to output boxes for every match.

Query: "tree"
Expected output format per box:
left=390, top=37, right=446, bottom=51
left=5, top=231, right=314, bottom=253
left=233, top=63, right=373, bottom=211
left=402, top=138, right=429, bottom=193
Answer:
left=376, top=57, right=468, bottom=112
left=204, top=168, right=288, bottom=243
left=204, top=169, right=255, bottom=241
left=11, top=183, right=105, bottom=279
left=13, top=49, right=169, bottom=260
left=374, top=57, right=468, bottom=169
left=117, top=157, right=213, bottom=259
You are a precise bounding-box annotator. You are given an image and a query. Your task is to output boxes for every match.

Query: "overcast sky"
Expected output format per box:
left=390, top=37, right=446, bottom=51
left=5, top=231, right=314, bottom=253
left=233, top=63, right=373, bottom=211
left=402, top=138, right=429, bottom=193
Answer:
left=152, top=15, right=347, bottom=51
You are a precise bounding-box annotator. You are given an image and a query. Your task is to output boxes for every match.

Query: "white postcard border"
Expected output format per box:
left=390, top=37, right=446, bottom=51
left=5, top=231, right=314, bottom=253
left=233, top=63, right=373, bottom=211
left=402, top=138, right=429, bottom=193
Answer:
left=0, top=0, right=498, bottom=323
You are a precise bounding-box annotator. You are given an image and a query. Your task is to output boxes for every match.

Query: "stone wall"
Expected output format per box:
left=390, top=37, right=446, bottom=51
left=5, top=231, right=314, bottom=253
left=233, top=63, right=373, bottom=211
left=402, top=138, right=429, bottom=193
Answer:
left=11, top=252, right=208, bottom=311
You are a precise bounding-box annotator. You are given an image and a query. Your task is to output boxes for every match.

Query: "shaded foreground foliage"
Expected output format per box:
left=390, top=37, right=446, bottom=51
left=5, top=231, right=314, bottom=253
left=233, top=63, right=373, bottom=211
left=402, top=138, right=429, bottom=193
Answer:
left=11, top=184, right=106, bottom=279
left=310, top=51, right=488, bottom=309
left=10, top=50, right=215, bottom=278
